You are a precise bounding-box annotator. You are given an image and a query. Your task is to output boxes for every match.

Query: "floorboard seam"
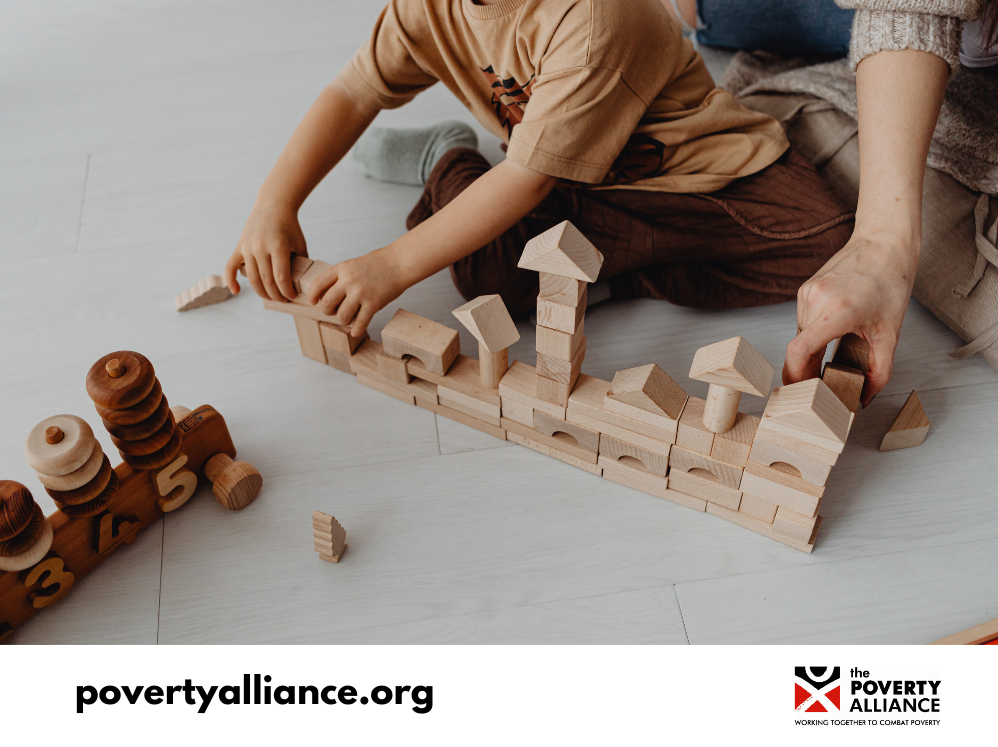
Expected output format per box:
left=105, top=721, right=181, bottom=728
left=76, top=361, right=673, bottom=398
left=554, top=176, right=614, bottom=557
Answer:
left=156, top=517, right=165, bottom=645
left=673, top=585, right=692, bottom=645
left=74, top=153, right=90, bottom=253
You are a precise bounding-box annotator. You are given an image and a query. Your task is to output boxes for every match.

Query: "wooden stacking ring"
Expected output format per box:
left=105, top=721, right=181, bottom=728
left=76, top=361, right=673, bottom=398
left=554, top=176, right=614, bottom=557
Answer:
left=86, top=351, right=156, bottom=409
left=0, top=481, right=36, bottom=542
left=122, top=426, right=183, bottom=471
left=34, top=439, right=104, bottom=492
left=45, top=454, right=114, bottom=506
left=0, top=504, right=44, bottom=557
left=95, top=378, right=163, bottom=425
left=0, top=517, right=53, bottom=572
left=111, top=414, right=175, bottom=456
left=102, top=394, right=170, bottom=441
left=25, top=415, right=96, bottom=476
left=54, top=472, right=118, bottom=519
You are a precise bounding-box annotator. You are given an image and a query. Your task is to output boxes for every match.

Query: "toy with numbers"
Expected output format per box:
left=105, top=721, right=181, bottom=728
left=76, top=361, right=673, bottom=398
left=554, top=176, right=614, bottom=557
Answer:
left=0, top=351, right=262, bottom=643
left=265, top=221, right=874, bottom=555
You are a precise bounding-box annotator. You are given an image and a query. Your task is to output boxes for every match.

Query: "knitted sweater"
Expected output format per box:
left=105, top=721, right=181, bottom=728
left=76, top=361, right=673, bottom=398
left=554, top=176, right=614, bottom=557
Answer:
left=835, top=0, right=983, bottom=69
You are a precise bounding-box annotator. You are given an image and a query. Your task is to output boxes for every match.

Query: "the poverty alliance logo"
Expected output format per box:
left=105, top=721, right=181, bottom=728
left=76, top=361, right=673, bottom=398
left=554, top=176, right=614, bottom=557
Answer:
left=795, top=667, right=841, bottom=712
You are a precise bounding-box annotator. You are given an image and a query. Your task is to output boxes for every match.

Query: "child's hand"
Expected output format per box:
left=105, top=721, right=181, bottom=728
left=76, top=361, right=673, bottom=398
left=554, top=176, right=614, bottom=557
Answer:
left=225, top=203, right=307, bottom=302
left=305, top=246, right=408, bottom=338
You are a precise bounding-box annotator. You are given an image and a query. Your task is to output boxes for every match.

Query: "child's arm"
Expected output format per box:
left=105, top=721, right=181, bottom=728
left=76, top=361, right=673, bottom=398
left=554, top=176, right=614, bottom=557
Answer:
left=305, top=159, right=558, bottom=337
left=225, top=80, right=379, bottom=301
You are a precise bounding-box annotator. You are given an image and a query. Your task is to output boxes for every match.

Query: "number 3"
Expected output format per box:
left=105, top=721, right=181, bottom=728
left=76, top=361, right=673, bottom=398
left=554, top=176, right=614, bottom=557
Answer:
left=24, top=557, right=75, bottom=609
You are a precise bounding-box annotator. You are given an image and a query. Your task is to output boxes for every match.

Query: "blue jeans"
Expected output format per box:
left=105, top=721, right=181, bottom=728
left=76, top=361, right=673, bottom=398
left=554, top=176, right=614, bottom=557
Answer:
left=696, top=0, right=854, bottom=57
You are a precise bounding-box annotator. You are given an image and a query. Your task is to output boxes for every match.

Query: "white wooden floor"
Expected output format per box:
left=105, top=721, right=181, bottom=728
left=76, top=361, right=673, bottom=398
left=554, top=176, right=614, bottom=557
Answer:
left=3, top=1, right=996, bottom=645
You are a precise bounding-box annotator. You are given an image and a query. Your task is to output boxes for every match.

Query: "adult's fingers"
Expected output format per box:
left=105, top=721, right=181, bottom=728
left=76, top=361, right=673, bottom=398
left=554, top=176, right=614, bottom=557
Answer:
left=783, top=316, right=846, bottom=386
left=224, top=253, right=243, bottom=294
left=273, top=253, right=297, bottom=301
left=860, top=334, right=897, bottom=406
left=317, top=281, right=347, bottom=317
left=244, top=255, right=267, bottom=300
left=307, top=267, right=338, bottom=306
left=257, top=254, right=285, bottom=302
left=352, top=304, right=376, bottom=339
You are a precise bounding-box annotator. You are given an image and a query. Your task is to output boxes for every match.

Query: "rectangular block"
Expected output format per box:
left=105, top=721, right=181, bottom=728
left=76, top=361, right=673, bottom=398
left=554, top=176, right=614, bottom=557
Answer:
left=296, top=258, right=333, bottom=295
left=822, top=362, right=864, bottom=414
left=501, top=398, right=534, bottom=427
left=738, top=492, right=778, bottom=524
left=264, top=297, right=341, bottom=324
left=416, top=396, right=507, bottom=441
left=294, top=316, right=327, bottom=364
left=539, top=273, right=586, bottom=307
left=536, top=288, right=587, bottom=333
left=739, top=461, right=824, bottom=518
left=438, top=391, right=501, bottom=427
left=832, top=333, right=870, bottom=373
left=507, top=431, right=601, bottom=476
left=437, top=382, right=502, bottom=421
left=599, top=455, right=707, bottom=512
left=752, top=426, right=840, bottom=466
left=498, top=361, right=566, bottom=419
left=326, top=349, right=356, bottom=375
left=377, top=351, right=410, bottom=384
left=290, top=255, right=315, bottom=293
left=669, top=446, right=743, bottom=489
left=710, top=412, right=759, bottom=468
left=502, top=418, right=598, bottom=464
left=411, top=355, right=501, bottom=416
left=567, top=374, right=676, bottom=445
left=532, top=410, right=600, bottom=453
left=536, top=372, right=577, bottom=407
left=352, top=340, right=436, bottom=401
left=772, top=505, right=821, bottom=543
left=382, top=309, right=460, bottom=375
left=668, top=468, right=741, bottom=510
left=748, top=438, right=832, bottom=486
left=706, top=502, right=819, bottom=553
left=676, top=396, right=714, bottom=456
left=535, top=317, right=585, bottom=360
left=356, top=373, right=415, bottom=405
left=598, top=434, right=669, bottom=477
left=536, top=336, right=587, bottom=384
left=320, top=321, right=366, bottom=355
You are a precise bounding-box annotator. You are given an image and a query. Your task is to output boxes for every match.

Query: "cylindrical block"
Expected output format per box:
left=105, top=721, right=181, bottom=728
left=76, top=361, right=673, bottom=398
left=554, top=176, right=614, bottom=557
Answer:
left=479, top=342, right=508, bottom=389
left=703, top=384, right=741, bottom=434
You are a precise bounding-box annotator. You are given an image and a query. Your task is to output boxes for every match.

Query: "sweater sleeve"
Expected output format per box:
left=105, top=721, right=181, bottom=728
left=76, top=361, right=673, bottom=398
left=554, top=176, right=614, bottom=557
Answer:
left=835, top=0, right=981, bottom=71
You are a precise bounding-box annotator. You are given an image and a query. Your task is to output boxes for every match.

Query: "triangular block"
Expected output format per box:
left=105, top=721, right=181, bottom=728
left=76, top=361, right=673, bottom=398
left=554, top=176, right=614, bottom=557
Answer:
left=604, top=364, right=688, bottom=424
left=880, top=391, right=929, bottom=451
left=517, top=221, right=604, bottom=282
left=452, top=295, right=520, bottom=353
left=689, top=337, right=774, bottom=398
left=761, top=378, right=851, bottom=444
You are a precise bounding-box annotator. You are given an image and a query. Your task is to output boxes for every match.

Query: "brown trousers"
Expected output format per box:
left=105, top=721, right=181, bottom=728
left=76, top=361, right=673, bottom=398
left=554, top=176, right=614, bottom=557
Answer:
left=407, top=147, right=855, bottom=317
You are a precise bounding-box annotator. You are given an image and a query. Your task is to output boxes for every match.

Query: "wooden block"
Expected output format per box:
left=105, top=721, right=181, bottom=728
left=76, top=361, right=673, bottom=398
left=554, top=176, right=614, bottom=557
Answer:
left=289, top=255, right=315, bottom=293
left=479, top=345, right=508, bottom=390
left=498, top=361, right=566, bottom=419
left=319, top=322, right=366, bottom=355
left=676, top=397, right=714, bottom=456
left=506, top=431, right=601, bottom=475
left=598, top=456, right=707, bottom=511
left=758, top=378, right=851, bottom=450
left=738, top=492, right=778, bottom=524
left=752, top=426, right=840, bottom=466
left=535, top=371, right=578, bottom=407
left=739, top=461, right=824, bottom=518
left=710, top=412, right=759, bottom=468
left=501, top=398, right=533, bottom=427
left=604, top=363, right=687, bottom=426
left=706, top=502, right=819, bottom=553
left=536, top=317, right=585, bottom=360
left=377, top=351, right=411, bottom=384
left=689, top=336, right=774, bottom=398
left=538, top=273, right=585, bottom=307
left=294, top=317, right=327, bottom=364
left=502, top=418, right=598, bottom=464
left=536, top=290, right=587, bottom=334
left=537, top=337, right=587, bottom=385
left=748, top=438, right=832, bottom=486
left=382, top=309, right=460, bottom=375
left=517, top=221, right=604, bottom=282
left=667, top=468, right=741, bottom=510
left=532, top=410, right=600, bottom=453
left=822, top=362, right=864, bottom=414
left=669, top=445, right=743, bottom=489
left=175, top=275, right=232, bottom=312
left=297, top=258, right=333, bottom=295
left=263, top=298, right=342, bottom=324
left=772, top=505, right=821, bottom=543
left=880, top=390, right=930, bottom=451
left=597, top=434, right=669, bottom=477
left=312, top=510, right=346, bottom=563
left=832, top=333, right=870, bottom=373
left=437, top=391, right=501, bottom=427
left=416, top=397, right=507, bottom=441
left=356, top=373, right=415, bottom=405
left=326, top=349, right=356, bottom=375
left=451, top=295, right=519, bottom=353
left=434, top=357, right=502, bottom=418
left=566, top=374, right=676, bottom=445
left=353, top=344, right=436, bottom=404
left=931, top=617, right=998, bottom=645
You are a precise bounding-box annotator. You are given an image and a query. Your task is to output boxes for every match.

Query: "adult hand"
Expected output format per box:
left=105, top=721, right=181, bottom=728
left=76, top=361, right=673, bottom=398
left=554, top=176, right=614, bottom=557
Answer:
left=224, top=202, right=307, bottom=302
left=783, top=231, right=917, bottom=406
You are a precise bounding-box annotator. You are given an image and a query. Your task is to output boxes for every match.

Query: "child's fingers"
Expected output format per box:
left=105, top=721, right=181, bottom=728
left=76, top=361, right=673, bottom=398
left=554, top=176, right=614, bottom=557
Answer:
left=244, top=255, right=267, bottom=300
left=223, top=253, right=243, bottom=294
left=351, top=304, right=376, bottom=339
left=335, top=296, right=361, bottom=329
left=256, top=254, right=285, bottom=302
left=317, top=282, right=347, bottom=318
left=272, top=253, right=297, bottom=301
left=307, top=267, right=339, bottom=306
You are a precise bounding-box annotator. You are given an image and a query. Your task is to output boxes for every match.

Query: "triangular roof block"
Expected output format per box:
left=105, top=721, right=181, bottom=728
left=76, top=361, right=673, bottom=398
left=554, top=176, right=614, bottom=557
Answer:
left=605, top=364, right=688, bottom=421
left=517, top=221, right=604, bottom=282
left=452, top=294, right=520, bottom=353
left=689, top=337, right=774, bottom=398
left=761, top=378, right=850, bottom=444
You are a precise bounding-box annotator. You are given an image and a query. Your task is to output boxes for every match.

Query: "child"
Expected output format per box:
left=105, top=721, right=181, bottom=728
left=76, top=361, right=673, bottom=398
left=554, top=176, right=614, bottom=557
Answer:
left=225, top=0, right=854, bottom=338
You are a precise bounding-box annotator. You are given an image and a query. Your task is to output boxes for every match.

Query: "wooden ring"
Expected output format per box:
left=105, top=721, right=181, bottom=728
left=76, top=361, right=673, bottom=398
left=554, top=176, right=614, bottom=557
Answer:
left=103, top=394, right=170, bottom=441
left=86, top=351, right=156, bottom=409
left=112, top=413, right=175, bottom=456
left=0, top=504, right=44, bottom=557
left=34, top=439, right=104, bottom=491
left=122, top=426, right=183, bottom=471
left=45, top=454, right=114, bottom=506
left=0, top=481, right=36, bottom=542
left=54, top=472, right=118, bottom=519
left=25, top=415, right=96, bottom=476
left=0, top=517, right=53, bottom=572
left=95, top=378, right=163, bottom=425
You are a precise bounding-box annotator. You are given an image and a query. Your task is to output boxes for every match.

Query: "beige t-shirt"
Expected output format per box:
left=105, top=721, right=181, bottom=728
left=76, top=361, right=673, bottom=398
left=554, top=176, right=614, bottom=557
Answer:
left=337, top=0, right=789, bottom=193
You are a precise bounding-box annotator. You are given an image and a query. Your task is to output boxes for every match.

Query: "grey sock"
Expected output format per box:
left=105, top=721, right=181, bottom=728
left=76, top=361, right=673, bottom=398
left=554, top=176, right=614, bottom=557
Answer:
left=352, top=120, right=478, bottom=186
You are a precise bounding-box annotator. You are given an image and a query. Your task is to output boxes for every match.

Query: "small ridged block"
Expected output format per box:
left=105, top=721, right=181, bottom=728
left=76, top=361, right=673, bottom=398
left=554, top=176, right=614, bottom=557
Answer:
left=175, top=275, right=232, bottom=312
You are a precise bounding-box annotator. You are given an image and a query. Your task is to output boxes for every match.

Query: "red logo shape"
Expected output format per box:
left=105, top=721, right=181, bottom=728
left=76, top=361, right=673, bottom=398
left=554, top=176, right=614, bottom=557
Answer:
left=794, top=667, right=841, bottom=712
